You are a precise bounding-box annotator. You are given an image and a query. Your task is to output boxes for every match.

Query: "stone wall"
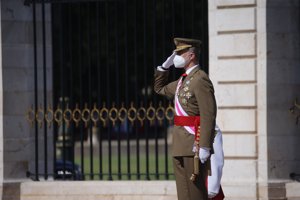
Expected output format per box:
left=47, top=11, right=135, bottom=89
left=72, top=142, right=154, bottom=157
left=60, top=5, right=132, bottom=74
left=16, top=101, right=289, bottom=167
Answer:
left=1, top=0, right=53, bottom=180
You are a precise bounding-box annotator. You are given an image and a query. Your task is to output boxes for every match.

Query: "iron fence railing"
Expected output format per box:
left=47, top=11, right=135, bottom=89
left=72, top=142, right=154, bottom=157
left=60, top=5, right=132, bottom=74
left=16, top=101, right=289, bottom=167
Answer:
left=26, top=0, right=208, bottom=181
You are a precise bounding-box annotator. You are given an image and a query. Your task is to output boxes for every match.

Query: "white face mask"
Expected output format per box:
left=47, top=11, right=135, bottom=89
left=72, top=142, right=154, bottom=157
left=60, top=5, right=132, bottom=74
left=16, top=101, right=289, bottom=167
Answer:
left=173, top=55, right=187, bottom=68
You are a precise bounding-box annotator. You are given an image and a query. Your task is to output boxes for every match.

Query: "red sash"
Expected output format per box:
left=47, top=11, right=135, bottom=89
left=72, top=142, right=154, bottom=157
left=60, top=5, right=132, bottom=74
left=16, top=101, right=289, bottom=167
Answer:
left=174, top=116, right=200, bottom=141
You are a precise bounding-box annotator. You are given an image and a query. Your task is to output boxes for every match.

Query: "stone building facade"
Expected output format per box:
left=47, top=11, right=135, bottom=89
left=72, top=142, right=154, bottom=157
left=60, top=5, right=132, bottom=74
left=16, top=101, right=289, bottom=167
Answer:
left=0, top=0, right=300, bottom=199
left=210, top=0, right=300, bottom=199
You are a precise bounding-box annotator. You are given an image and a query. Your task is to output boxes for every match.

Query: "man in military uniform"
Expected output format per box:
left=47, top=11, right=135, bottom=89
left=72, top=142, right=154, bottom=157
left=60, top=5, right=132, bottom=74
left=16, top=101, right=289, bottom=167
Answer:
left=154, top=38, right=224, bottom=200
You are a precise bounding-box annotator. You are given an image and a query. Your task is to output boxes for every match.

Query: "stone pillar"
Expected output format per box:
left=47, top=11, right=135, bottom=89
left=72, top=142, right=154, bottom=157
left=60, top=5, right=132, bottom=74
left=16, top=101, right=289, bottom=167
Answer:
left=1, top=0, right=53, bottom=184
left=209, top=0, right=300, bottom=199
left=209, top=0, right=261, bottom=199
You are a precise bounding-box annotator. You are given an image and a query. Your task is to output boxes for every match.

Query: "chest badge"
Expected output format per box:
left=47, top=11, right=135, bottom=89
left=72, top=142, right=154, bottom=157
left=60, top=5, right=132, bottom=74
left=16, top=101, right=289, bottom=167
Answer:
left=183, top=86, right=189, bottom=92
left=178, top=76, right=195, bottom=106
left=186, top=92, right=192, bottom=99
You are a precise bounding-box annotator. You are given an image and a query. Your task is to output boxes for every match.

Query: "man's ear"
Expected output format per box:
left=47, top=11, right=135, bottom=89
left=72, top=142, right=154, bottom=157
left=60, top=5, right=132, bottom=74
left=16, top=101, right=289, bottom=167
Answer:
left=190, top=53, right=196, bottom=61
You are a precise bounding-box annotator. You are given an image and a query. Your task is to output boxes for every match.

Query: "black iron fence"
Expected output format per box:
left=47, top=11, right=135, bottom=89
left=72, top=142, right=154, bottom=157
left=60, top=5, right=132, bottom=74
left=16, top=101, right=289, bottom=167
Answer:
left=25, top=0, right=208, bottom=181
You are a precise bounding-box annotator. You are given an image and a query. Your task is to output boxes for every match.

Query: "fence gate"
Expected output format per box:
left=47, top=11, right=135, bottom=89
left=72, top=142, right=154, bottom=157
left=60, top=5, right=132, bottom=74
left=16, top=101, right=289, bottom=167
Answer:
left=25, top=0, right=208, bottom=181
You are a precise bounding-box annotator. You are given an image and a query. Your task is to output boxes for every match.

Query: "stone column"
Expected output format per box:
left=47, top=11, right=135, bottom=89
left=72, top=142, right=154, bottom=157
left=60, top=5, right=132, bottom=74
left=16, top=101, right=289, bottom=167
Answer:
left=209, top=0, right=266, bottom=199
left=209, top=0, right=300, bottom=199
left=1, top=0, right=53, bottom=185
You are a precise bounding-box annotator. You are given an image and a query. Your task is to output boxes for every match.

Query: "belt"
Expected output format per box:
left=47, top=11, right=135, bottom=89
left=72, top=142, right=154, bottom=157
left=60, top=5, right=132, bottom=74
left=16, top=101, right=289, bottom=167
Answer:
left=174, top=115, right=201, bottom=141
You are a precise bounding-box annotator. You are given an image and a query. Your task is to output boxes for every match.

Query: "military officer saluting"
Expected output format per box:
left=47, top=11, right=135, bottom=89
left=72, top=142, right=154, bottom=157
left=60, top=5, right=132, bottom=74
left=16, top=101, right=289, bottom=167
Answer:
left=154, top=38, right=224, bottom=200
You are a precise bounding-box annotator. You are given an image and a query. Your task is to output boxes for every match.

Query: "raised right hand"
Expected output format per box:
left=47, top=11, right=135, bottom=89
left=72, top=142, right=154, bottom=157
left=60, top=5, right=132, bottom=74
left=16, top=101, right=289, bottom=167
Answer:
left=161, top=52, right=176, bottom=70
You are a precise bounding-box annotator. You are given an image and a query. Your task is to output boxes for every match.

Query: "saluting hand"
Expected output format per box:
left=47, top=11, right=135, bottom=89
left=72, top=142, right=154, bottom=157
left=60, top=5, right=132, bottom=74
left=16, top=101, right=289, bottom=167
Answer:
left=160, top=52, right=176, bottom=70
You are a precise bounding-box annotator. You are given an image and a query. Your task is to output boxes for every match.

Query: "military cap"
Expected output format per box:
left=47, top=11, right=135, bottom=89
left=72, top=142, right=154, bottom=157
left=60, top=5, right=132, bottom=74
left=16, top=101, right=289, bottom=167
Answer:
left=173, top=37, right=202, bottom=52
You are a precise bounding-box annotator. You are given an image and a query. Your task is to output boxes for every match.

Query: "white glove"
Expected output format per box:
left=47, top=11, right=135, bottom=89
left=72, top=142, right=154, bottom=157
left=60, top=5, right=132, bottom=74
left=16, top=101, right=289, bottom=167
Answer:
left=208, top=191, right=217, bottom=199
left=199, top=147, right=210, bottom=164
left=161, top=52, right=176, bottom=70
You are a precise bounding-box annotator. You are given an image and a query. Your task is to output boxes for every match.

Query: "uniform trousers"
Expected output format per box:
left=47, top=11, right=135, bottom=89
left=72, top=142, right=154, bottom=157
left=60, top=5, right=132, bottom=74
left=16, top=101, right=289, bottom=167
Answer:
left=173, top=156, right=208, bottom=200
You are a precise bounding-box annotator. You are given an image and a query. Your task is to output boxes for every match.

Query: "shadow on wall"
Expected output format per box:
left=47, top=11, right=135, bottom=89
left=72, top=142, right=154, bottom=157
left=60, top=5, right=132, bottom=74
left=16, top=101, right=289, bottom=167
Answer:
left=266, top=0, right=300, bottom=180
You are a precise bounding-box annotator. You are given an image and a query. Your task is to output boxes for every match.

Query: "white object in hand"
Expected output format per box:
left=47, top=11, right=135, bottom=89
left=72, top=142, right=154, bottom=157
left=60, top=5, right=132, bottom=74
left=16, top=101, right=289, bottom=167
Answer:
left=208, top=126, right=224, bottom=198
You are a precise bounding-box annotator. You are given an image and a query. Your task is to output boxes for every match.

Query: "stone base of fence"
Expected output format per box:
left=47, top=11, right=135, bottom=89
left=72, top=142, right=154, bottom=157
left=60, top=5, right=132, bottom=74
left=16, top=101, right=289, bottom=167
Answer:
left=1, top=180, right=300, bottom=200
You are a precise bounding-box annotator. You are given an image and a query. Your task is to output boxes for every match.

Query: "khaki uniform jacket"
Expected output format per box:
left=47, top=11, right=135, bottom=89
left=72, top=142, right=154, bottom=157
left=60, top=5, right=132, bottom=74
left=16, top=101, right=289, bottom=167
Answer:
left=154, top=67, right=217, bottom=156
